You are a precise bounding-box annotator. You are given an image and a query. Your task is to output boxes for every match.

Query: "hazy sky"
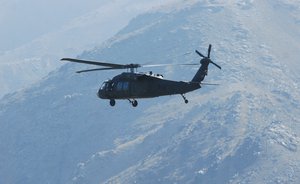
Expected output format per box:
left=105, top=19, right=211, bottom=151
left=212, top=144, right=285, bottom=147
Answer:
left=0, top=0, right=181, bottom=53
left=0, top=0, right=110, bottom=52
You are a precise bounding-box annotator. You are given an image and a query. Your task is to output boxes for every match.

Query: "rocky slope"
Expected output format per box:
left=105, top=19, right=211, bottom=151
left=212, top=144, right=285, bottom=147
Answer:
left=0, top=1, right=299, bottom=183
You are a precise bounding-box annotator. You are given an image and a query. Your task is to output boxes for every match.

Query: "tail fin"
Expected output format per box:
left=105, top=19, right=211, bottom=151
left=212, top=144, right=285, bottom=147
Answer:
left=191, top=58, right=210, bottom=82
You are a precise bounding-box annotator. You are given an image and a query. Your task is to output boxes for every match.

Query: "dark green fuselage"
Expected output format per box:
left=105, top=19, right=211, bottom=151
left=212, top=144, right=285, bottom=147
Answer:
left=98, top=72, right=201, bottom=100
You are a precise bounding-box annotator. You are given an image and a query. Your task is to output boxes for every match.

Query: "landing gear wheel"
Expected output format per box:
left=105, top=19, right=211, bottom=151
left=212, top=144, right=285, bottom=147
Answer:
left=132, top=100, right=138, bottom=107
left=110, top=99, right=116, bottom=106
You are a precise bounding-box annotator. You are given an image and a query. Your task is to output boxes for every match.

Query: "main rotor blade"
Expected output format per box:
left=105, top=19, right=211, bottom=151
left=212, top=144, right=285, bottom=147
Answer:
left=61, top=58, right=125, bottom=68
left=210, top=60, right=222, bottom=69
left=195, top=50, right=205, bottom=58
left=142, top=63, right=199, bottom=68
left=76, top=67, right=122, bottom=73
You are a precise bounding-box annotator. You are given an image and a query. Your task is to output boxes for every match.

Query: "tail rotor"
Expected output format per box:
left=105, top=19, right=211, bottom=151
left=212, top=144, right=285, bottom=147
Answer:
left=195, top=44, right=221, bottom=69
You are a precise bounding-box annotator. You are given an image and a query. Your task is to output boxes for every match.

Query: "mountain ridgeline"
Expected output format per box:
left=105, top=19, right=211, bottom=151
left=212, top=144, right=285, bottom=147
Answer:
left=0, top=1, right=300, bottom=184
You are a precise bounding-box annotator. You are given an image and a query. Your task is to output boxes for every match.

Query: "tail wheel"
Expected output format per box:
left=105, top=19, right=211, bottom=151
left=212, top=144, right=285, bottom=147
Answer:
left=181, top=94, right=189, bottom=104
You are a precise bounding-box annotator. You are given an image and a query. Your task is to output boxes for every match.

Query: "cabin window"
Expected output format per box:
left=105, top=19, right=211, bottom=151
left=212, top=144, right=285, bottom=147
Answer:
left=123, top=82, right=129, bottom=90
left=116, top=82, right=129, bottom=91
left=116, top=82, right=123, bottom=91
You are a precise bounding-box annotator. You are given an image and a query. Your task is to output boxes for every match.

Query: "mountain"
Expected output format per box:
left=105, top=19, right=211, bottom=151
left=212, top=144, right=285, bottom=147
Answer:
left=0, top=0, right=300, bottom=183
left=0, top=0, right=179, bottom=98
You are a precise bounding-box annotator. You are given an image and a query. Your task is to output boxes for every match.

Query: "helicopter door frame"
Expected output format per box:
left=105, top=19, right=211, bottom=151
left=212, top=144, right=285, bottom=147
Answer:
left=115, top=81, right=130, bottom=98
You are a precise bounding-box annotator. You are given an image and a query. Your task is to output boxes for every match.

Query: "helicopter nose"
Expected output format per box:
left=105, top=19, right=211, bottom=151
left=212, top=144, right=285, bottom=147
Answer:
left=97, top=89, right=104, bottom=99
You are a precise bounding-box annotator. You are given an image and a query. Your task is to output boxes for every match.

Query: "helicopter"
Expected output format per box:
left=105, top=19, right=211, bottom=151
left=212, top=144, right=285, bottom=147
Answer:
left=61, top=44, right=221, bottom=107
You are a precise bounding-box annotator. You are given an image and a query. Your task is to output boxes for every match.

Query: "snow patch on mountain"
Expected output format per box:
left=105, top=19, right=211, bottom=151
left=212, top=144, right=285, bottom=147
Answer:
left=0, top=0, right=300, bottom=184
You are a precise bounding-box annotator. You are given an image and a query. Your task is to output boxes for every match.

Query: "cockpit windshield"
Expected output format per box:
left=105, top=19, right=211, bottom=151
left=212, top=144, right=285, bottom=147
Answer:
left=100, top=82, right=107, bottom=90
left=100, top=81, right=113, bottom=91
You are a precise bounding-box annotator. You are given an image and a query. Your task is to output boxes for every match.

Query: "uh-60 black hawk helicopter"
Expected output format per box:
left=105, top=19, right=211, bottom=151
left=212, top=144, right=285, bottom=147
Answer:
left=61, top=44, right=221, bottom=107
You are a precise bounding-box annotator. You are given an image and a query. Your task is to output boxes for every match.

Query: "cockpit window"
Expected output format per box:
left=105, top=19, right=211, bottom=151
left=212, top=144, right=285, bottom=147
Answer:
left=100, top=82, right=107, bottom=90
left=101, top=81, right=113, bottom=91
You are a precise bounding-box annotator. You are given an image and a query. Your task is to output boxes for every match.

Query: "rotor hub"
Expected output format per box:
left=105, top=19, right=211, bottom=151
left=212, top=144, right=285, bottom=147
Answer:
left=200, top=58, right=210, bottom=65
